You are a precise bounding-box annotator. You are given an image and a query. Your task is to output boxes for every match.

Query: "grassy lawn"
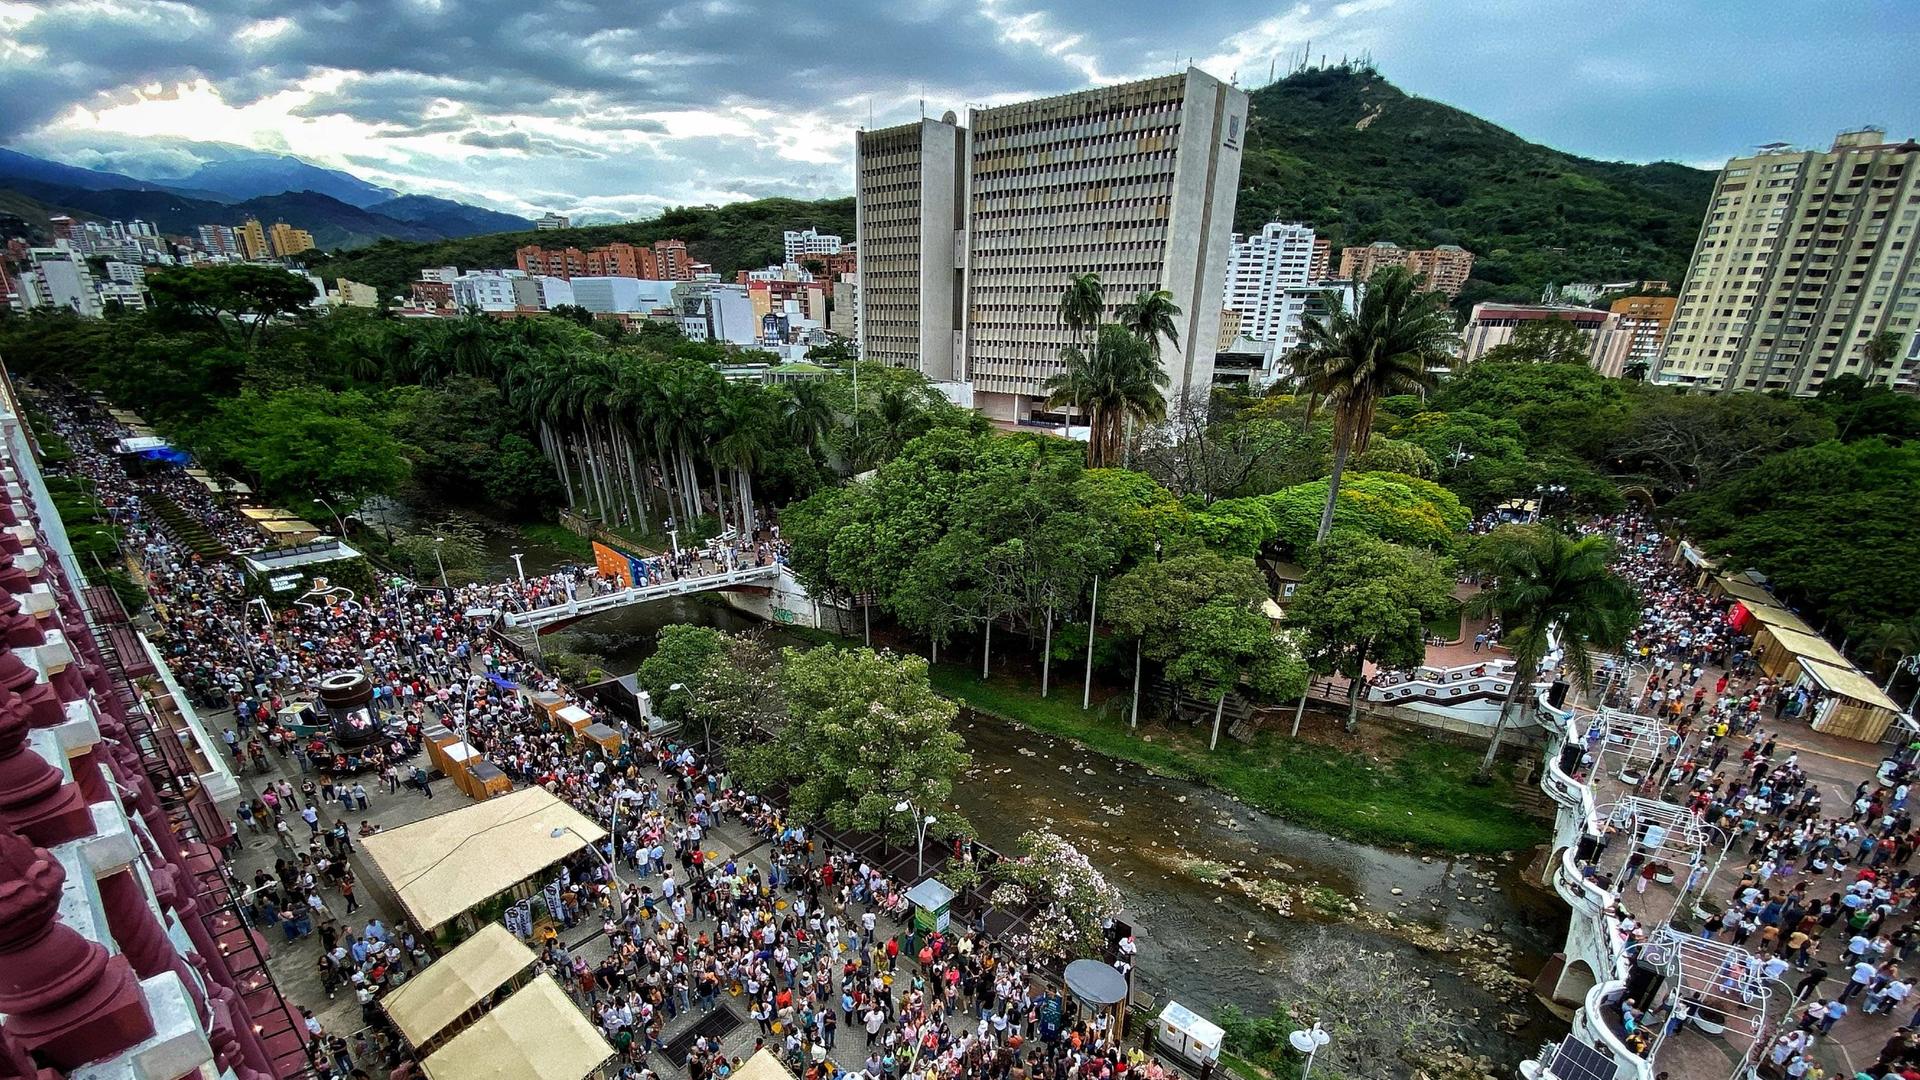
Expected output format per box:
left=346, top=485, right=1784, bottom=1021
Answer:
left=1425, top=604, right=1463, bottom=641
left=926, top=665, right=1544, bottom=855
left=513, top=521, right=593, bottom=559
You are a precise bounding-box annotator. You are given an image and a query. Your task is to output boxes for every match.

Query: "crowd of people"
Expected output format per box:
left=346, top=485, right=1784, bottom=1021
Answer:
left=37, top=387, right=1154, bottom=1080
left=1562, top=513, right=1920, bottom=1080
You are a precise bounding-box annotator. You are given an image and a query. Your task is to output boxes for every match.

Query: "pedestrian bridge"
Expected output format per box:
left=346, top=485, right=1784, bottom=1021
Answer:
left=498, top=563, right=783, bottom=630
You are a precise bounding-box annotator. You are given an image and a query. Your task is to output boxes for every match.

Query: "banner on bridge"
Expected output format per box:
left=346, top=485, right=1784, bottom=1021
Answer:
left=592, top=541, right=635, bottom=588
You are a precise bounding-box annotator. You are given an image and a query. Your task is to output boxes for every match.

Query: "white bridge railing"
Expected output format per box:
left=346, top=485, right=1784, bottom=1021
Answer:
left=499, top=563, right=781, bottom=628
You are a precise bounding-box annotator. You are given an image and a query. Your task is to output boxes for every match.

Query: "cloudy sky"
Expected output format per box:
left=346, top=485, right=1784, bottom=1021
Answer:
left=2, top=0, right=1915, bottom=221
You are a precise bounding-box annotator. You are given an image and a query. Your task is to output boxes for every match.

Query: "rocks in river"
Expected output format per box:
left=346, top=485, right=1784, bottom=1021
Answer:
left=1016, top=747, right=1039, bottom=757
left=1390, top=887, right=1403, bottom=895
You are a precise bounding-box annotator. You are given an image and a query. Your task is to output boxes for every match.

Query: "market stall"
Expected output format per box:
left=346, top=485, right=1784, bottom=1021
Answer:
left=420, top=975, right=612, bottom=1080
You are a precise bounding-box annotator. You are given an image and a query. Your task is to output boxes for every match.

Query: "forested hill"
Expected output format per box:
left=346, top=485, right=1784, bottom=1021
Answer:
left=305, top=66, right=1711, bottom=307
left=305, top=197, right=856, bottom=300
left=1238, top=66, right=1715, bottom=306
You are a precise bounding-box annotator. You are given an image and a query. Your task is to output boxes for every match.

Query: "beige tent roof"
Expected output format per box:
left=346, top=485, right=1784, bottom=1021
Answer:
left=361, top=786, right=606, bottom=930
left=733, top=1049, right=798, bottom=1080
left=382, top=923, right=534, bottom=1047
left=1764, top=625, right=1851, bottom=669
left=1714, top=575, right=1776, bottom=608
left=421, top=975, right=612, bottom=1080
left=1745, top=602, right=1817, bottom=638
left=241, top=508, right=298, bottom=522
left=1802, top=659, right=1903, bottom=713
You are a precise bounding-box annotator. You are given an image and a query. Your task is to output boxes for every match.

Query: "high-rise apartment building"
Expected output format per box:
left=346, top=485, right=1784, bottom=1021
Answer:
left=197, top=224, right=238, bottom=257
left=653, top=239, right=693, bottom=281
left=1308, top=237, right=1332, bottom=284
left=1609, top=295, right=1677, bottom=376
left=855, top=70, right=1248, bottom=419
left=1223, top=222, right=1318, bottom=341
left=1406, top=244, right=1474, bottom=297
left=784, top=228, right=844, bottom=263
left=534, top=211, right=571, bottom=230
left=1656, top=129, right=1920, bottom=394
left=854, top=115, right=968, bottom=380
left=268, top=222, right=314, bottom=257
left=1338, top=241, right=1474, bottom=297
left=234, top=219, right=270, bottom=260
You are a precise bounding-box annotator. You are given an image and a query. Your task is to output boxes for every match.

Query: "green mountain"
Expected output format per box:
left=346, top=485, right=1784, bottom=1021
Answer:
left=305, top=196, right=855, bottom=297
left=1238, top=65, right=1713, bottom=305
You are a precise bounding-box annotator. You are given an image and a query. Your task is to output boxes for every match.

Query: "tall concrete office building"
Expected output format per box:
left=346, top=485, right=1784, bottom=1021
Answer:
left=1656, top=129, right=1920, bottom=395
left=854, top=114, right=967, bottom=381
left=854, top=69, right=1249, bottom=420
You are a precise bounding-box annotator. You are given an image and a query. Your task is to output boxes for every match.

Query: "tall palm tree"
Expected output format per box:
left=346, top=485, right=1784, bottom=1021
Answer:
left=1044, top=324, right=1168, bottom=467
left=1464, top=526, right=1640, bottom=780
left=1057, top=273, right=1105, bottom=345
left=779, top=380, right=837, bottom=463
left=1290, top=266, right=1455, bottom=542
left=1117, top=289, right=1182, bottom=356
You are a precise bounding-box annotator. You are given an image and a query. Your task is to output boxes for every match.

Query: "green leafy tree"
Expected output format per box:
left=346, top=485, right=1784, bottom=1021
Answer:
left=147, top=264, right=318, bottom=350
left=1161, top=599, right=1307, bottom=749
left=1464, top=526, right=1639, bottom=780
left=637, top=625, right=728, bottom=733
left=686, top=630, right=786, bottom=754
left=390, top=519, right=486, bottom=583
left=1262, top=471, right=1470, bottom=554
left=1289, top=534, right=1456, bottom=730
left=187, top=387, right=407, bottom=505
left=1290, top=265, right=1454, bottom=542
left=1865, top=329, right=1905, bottom=385
left=733, top=647, right=971, bottom=841
left=1104, top=550, right=1282, bottom=737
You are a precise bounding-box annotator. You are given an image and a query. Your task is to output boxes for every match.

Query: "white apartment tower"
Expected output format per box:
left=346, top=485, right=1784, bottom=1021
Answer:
left=1224, top=222, right=1319, bottom=341
left=854, top=69, right=1249, bottom=419
left=1657, top=129, right=1920, bottom=395
left=783, top=228, right=845, bottom=263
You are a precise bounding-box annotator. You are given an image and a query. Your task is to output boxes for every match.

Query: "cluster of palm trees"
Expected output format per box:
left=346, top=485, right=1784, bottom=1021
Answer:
left=334, top=313, right=843, bottom=536
left=1044, top=274, right=1180, bottom=468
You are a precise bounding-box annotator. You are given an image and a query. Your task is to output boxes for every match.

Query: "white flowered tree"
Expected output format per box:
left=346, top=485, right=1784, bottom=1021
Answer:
left=991, top=829, right=1123, bottom=959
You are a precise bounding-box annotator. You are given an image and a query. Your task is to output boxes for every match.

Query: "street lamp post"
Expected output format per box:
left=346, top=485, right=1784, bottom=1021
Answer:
left=552, top=826, right=623, bottom=924
left=432, top=536, right=449, bottom=589
left=1288, top=1023, right=1331, bottom=1079
left=893, top=800, right=938, bottom=880
left=510, top=551, right=527, bottom=585
left=312, top=497, right=347, bottom=540
left=1531, top=483, right=1567, bottom=523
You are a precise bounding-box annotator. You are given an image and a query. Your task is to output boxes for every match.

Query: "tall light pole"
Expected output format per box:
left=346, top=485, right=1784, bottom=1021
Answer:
left=894, top=800, right=937, bottom=880
left=312, top=496, right=346, bottom=539
left=509, top=551, right=527, bottom=584
left=552, top=826, right=623, bottom=924
left=432, top=536, right=449, bottom=589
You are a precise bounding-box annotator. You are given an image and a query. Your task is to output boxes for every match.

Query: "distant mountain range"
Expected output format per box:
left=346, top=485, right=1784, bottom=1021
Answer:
left=0, top=146, right=531, bottom=247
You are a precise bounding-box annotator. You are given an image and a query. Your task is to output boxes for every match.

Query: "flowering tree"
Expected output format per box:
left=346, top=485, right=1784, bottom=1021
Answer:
left=992, top=830, right=1123, bottom=959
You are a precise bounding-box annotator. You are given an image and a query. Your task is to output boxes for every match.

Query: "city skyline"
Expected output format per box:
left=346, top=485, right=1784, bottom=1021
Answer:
left=1, top=0, right=1915, bottom=222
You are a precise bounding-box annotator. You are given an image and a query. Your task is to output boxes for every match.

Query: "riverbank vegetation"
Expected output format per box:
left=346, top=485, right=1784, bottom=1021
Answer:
left=924, top=663, right=1542, bottom=854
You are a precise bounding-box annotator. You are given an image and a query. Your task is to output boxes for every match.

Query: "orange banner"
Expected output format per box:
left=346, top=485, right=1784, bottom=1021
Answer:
left=592, top=541, right=634, bottom=587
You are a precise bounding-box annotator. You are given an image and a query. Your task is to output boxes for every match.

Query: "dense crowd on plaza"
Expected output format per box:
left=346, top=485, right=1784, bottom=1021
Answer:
left=1560, top=514, right=1920, bottom=1080
left=37, top=388, right=1153, bottom=1080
